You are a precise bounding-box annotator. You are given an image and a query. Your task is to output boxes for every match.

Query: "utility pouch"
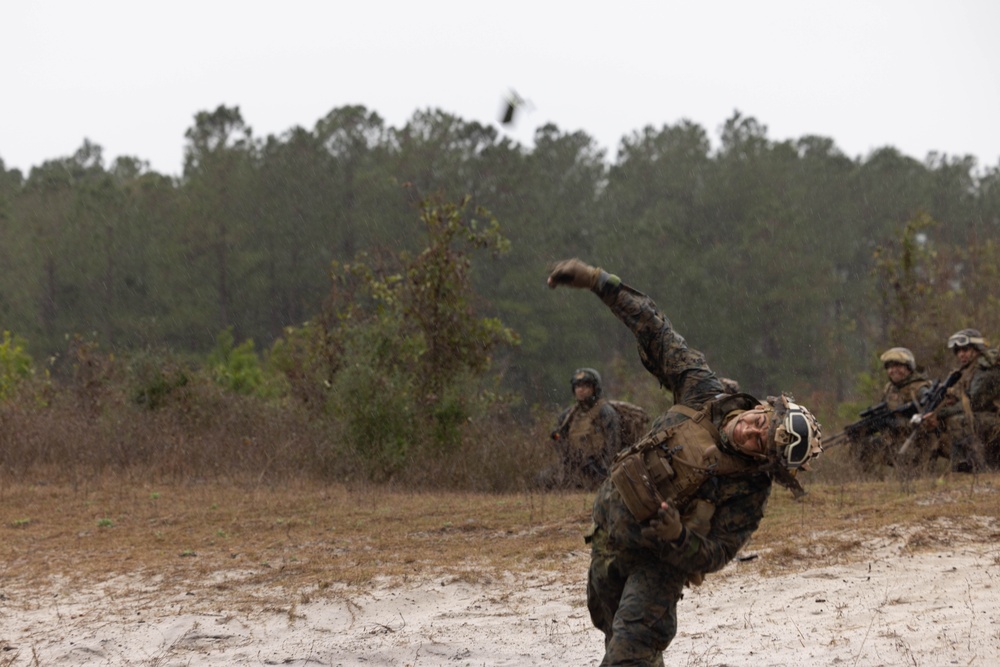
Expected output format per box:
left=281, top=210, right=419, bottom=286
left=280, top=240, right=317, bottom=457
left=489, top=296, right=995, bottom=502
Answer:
left=610, top=451, right=665, bottom=522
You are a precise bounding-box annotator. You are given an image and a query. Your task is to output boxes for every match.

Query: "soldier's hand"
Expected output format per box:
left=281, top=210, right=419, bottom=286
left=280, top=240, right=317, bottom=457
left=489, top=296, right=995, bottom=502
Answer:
left=547, top=259, right=600, bottom=290
left=640, top=501, right=684, bottom=544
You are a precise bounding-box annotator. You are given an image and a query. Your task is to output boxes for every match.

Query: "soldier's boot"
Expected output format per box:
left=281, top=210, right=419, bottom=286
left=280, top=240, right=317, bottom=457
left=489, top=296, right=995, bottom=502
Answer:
left=951, top=435, right=986, bottom=473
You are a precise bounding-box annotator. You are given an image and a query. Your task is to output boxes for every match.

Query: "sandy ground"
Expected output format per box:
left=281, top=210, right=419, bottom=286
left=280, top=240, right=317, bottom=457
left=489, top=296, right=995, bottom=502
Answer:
left=1, top=536, right=998, bottom=666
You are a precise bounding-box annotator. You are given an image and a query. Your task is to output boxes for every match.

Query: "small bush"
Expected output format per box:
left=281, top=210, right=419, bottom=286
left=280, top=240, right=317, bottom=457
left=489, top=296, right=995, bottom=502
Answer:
left=209, top=328, right=285, bottom=398
left=0, top=331, right=34, bottom=400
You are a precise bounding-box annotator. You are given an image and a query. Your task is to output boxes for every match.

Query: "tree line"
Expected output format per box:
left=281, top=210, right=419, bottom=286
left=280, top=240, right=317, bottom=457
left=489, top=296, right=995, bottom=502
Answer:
left=1, top=104, right=998, bottom=417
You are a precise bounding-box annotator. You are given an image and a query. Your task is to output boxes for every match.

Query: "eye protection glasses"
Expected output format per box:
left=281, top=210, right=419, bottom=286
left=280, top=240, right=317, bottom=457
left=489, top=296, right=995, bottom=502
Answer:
left=782, top=411, right=813, bottom=469
left=948, top=333, right=984, bottom=349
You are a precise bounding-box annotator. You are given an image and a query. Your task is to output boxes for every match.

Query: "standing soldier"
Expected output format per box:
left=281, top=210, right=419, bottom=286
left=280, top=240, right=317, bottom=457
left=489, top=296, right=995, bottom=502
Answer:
left=540, top=368, right=622, bottom=490
left=930, top=329, right=1000, bottom=472
left=547, top=259, right=822, bottom=667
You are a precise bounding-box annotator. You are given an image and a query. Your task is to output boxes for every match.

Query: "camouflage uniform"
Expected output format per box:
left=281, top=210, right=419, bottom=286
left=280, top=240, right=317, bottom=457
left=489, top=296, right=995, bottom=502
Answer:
left=938, top=348, right=1000, bottom=472
left=855, top=372, right=934, bottom=470
left=545, top=377, right=622, bottom=489
left=586, top=278, right=774, bottom=667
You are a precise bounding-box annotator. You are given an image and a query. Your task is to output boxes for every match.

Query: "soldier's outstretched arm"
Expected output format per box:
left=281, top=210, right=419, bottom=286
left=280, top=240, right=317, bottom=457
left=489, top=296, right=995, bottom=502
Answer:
left=548, top=259, right=721, bottom=406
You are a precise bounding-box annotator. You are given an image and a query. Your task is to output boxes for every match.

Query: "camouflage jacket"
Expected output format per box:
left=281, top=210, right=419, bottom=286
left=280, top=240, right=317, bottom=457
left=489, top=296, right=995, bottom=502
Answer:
left=589, top=276, right=772, bottom=578
left=552, top=398, right=621, bottom=477
left=880, top=372, right=932, bottom=433
left=938, top=350, right=1000, bottom=421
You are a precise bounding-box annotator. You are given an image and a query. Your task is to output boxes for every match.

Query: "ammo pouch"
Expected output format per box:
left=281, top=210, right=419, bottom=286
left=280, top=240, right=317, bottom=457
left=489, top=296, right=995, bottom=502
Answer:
left=609, top=449, right=670, bottom=522
left=609, top=403, right=729, bottom=522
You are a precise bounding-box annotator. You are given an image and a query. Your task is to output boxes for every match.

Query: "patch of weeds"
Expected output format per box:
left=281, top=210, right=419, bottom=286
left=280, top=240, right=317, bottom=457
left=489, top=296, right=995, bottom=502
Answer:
left=11, top=518, right=32, bottom=528
left=179, top=549, right=196, bottom=557
left=97, top=517, right=114, bottom=528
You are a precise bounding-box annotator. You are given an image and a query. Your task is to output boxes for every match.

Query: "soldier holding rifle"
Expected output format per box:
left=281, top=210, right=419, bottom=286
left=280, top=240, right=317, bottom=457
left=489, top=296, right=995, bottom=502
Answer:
left=924, top=329, right=1000, bottom=473
left=825, top=347, right=942, bottom=472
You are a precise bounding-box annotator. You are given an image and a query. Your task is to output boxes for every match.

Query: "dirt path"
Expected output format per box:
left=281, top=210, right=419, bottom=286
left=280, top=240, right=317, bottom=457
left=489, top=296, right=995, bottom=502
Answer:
left=2, top=536, right=997, bottom=666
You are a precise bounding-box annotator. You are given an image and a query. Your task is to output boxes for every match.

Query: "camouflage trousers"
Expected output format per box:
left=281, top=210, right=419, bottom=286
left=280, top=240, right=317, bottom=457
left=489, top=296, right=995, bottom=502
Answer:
left=947, top=413, right=995, bottom=472
left=587, top=526, right=686, bottom=666
left=947, top=412, right=1000, bottom=472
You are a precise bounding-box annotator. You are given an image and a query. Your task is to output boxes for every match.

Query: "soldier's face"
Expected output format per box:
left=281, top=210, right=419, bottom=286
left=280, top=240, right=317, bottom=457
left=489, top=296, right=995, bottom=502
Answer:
left=728, top=408, right=771, bottom=456
left=955, top=346, right=979, bottom=367
left=885, top=362, right=911, bottom=384
left=574, top=382, right=595, bottom=401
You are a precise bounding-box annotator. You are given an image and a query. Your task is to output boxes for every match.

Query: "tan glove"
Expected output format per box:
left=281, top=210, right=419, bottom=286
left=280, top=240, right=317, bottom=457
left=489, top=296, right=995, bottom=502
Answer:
left=547, top=258, right=600, bottom=290
left=640, top=501, right=683, bottom=543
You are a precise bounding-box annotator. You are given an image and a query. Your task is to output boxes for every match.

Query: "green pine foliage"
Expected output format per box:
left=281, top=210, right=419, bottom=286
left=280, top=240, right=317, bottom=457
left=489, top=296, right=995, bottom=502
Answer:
left=1, top=103, right=999, bottom=479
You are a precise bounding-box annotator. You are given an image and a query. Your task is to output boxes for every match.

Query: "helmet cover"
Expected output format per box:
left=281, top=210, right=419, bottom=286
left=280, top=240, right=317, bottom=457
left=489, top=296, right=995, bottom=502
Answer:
left=880, top=347, right=916, bottom=372
left=571, top=367, right=603, bottom=398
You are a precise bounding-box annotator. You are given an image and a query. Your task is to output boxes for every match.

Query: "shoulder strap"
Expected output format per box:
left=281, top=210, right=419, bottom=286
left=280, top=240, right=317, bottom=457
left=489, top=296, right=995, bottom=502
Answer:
left=668, top=403, right=723, bottom=444
left=555, top=403, right=581, bottom=435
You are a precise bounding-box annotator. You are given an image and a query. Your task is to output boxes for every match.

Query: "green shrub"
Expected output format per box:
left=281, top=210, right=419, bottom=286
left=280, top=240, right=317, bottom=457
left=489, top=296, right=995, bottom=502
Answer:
left=209, top=328, right=285, bottom=398
left=0, top=331, right=34, bottom=400
left=270, top=195, right=519, bottom=479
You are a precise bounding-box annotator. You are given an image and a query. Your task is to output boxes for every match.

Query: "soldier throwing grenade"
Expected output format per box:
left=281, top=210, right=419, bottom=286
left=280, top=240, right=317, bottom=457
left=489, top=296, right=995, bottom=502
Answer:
left=547, top=259, right=823, bottom=667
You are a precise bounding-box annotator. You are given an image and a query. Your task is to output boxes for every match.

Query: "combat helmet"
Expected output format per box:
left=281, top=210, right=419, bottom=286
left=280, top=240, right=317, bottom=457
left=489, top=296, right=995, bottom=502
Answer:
left=880, top=347, right=916, bottom=372
left=766, top=395, right=823, bottom=471
left=764, top=394, right=823, bottom=498
left=570, top=367, right=604, bottom=399
left=947, top=328, right=988, bottom=354
left=720, top=394, right=823, bottom=471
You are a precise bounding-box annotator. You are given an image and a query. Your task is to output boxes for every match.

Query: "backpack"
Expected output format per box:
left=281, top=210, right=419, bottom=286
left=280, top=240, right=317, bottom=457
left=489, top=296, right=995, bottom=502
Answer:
left=607, top=400, right=651, bottom=450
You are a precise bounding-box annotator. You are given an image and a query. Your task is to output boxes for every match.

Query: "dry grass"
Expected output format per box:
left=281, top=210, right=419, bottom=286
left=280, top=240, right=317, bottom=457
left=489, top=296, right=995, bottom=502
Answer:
left=752, top=471, right=1000, bottom=573
left=2, top=470, right=998, bottom=615
left=0, top=476, right=590, bottom=614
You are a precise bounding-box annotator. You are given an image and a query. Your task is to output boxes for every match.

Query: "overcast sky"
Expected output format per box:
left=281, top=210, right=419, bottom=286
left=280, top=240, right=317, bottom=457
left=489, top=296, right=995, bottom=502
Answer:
left=3, top=1, right=998, bottom=177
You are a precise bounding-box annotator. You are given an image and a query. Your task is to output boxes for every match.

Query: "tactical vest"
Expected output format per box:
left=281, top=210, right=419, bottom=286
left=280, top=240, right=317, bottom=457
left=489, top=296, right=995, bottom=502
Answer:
left=566, top=398, right=608, bottom=459
left=883, top=375, right=929, bottom=411
left=609, top=400, right=758, bottom=523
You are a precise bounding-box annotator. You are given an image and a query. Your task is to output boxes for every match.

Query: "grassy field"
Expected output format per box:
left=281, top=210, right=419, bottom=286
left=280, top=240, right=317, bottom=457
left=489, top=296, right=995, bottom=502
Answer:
left=2, top=469, right=998, bottom=616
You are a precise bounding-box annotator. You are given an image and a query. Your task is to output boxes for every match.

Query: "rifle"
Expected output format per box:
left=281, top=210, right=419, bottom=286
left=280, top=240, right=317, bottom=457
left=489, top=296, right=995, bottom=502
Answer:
left=897, top=369, right=963, bottom=457
left=822, top=401, right=920, bottom=451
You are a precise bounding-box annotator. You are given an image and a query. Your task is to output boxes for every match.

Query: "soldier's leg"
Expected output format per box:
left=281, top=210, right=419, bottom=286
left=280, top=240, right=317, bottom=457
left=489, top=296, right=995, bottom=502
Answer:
left=947, top=416, right=985, bottom=473
left=974, top=413, right=1000, bottom=469
left=934, top=429, right=952, bottom=462
left=897, top=429, right=933, bottom=473
left=587, top=538, right=626, bottom=652
left=534, top=464, right=565, bottom=490
left=601, top=562, right=684, bottom=667
left=851, top=436, right=880, bottom=475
